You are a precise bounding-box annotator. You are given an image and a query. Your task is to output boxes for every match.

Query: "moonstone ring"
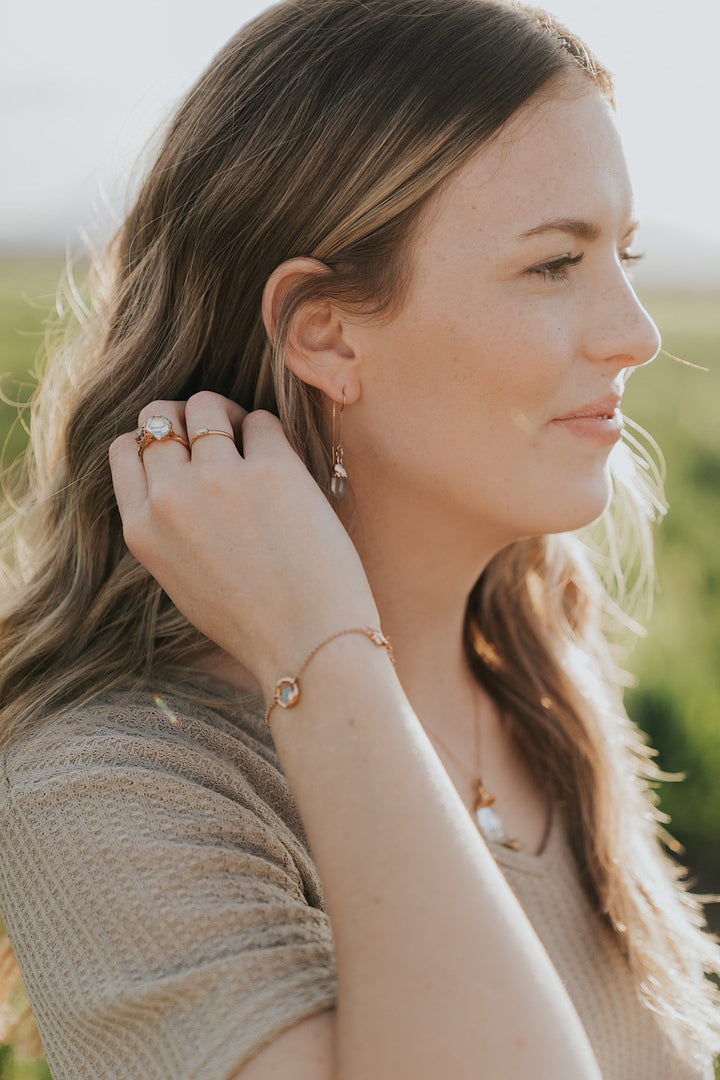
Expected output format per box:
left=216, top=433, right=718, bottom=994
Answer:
left=135, top=415, right=191, bottom=461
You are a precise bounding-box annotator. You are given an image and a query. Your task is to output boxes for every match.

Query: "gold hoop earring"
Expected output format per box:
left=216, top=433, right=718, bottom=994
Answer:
left=330, top=388, right=347, bottom=499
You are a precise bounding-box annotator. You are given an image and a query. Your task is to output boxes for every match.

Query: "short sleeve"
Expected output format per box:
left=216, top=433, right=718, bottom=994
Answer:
left=0, top=701, right=338, bottom=1080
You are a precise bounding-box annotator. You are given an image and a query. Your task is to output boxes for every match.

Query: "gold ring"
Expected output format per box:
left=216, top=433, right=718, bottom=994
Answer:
left=135, top=416, right=190, bottom=462
left=189, top=428, right=236, bottom=450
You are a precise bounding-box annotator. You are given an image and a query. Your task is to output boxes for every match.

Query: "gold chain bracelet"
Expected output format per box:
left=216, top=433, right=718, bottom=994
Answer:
left=264, top=626, right=395, bottom=727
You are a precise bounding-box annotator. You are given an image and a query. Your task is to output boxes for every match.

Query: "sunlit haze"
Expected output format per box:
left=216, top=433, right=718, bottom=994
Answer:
left=3, top=0, right=719, bottom=286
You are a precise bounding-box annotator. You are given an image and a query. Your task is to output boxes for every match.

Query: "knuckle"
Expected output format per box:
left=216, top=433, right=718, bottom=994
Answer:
left=248, top=408, right=281, bottom=425
left=147, top=482, right=182, bottom=522
left=137, top=402, right=163, bottom=427
left=137, top=401, right=183, bottom=428
left=187, top=389, right=223, bottom=411
left=202, top=468, right=235, bottom=502
left=242, top=409, right=283, bottom=436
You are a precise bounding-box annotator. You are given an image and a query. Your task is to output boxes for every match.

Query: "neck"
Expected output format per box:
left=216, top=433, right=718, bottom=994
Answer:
left=326, top=472, right=513, bottom=753
left=194, top=469, right=514, bottom=754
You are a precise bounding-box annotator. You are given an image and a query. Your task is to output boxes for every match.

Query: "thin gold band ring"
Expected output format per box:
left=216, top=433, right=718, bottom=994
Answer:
left=189, top=428, right=236, bottom=450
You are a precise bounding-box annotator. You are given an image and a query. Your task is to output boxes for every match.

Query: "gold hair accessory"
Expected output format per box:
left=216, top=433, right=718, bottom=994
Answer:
left=135, top=416, right=190, bottom=461
left=330, top=388, right=347, bottom=498
left=189, top=428, right=237, bottom=450
left=265, top=626, right=394, bottom=726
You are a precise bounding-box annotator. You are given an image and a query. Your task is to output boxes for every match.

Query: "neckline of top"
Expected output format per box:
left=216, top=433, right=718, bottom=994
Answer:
left=160, top=680, right=566, bottom=877
left=483, top=798, right=566, bottom=876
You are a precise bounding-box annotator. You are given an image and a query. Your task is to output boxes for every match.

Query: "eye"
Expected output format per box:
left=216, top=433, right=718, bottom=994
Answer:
left=529, top=253, right=584, bottom=282
left=619, top=250, right=644, bottom=276
left=529, top=249, right=645, bottom=283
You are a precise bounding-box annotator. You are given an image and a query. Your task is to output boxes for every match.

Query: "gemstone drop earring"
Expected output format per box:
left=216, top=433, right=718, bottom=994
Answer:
left=330, top=388, right=347, bottom=499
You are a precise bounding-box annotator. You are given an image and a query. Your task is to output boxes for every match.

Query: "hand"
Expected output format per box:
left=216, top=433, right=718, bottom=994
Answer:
left=109, top=391, right=380, bottom=698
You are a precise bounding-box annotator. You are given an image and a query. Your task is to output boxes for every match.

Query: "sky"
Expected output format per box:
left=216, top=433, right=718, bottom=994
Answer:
left=3, top=0, right=719, bottom=286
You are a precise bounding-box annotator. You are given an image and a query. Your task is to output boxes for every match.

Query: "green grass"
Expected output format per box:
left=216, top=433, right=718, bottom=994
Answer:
left=0, top=1046, right=51, bottom=1080
left=621, top=293, right=720, bottom=914
left=0, top=256, right=67, bottom=470
left=0, top=258, right=717, bottom=1078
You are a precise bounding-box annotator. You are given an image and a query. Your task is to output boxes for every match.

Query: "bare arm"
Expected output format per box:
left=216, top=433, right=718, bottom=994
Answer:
left=112, top=402, right=600, bottom=1080
left=245, top=633, right=601, bottom=1080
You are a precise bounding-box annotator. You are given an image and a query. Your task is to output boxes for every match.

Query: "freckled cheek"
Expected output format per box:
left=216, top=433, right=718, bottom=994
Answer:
left=382, top=293, right=568, bottom=431
left=433, top=313, right=559, bottom=410
left=478, top=357, right=568, bottom=445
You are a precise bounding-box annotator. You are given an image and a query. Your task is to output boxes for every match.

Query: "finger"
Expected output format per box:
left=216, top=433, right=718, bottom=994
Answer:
left=137, top=401, right=190, bottom=437
left=109, top=430, right=149, bottom=526
left=238, top=408, right=291, bottom=463
left=135, top=402, right=191, bottom=478
left=185, top=392, right=247, bottom=462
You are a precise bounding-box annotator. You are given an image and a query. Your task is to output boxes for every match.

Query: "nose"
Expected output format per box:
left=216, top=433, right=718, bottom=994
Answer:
left=584, top=271, right=662, bottom=374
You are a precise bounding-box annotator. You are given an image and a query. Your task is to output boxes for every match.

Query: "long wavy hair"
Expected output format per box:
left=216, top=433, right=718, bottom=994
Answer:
left=0, top=0, right=718, bottom=1066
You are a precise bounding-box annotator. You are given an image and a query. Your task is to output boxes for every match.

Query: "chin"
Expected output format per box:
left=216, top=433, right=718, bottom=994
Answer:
left=516, top=471, right=614, bottom=538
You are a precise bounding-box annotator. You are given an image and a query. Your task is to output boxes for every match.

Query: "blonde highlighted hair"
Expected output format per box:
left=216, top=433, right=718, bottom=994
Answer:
left=0, top=0, right=718, bottom=1067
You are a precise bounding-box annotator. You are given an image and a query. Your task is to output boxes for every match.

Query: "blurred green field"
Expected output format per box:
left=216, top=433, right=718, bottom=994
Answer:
left=0, top=257, right=717, bottom=1078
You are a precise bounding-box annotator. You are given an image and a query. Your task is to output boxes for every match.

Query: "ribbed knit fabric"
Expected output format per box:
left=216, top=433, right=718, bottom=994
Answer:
left=0, top=682, right=712, bottom=1079
left=486, top=803, right=712, bottom=1079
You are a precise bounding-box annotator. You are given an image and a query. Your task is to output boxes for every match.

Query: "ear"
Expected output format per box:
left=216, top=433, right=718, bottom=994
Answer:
left=261, top=257, right=360, bottom=404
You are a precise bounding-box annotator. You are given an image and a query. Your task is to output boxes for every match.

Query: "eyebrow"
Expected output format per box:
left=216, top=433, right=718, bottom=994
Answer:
left=516, top=217, right=640, bottom=242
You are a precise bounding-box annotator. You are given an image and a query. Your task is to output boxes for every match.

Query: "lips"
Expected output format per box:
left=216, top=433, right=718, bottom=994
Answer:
left=553, top=394, right=622, bottom=422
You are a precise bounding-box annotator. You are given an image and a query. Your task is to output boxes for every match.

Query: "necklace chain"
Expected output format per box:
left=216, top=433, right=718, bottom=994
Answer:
left=424, top=685, right=523, bottom=852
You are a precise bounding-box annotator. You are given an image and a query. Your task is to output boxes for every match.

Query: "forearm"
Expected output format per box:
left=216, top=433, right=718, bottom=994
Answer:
left=264, top=634, right=602, bottom=1080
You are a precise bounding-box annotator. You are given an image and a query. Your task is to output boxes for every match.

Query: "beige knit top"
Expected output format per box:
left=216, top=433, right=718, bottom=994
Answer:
left=0, top=682, right=712, bottom=1080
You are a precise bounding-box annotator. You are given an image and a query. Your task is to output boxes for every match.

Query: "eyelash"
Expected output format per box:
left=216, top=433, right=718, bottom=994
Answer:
left=531, top=251, right=644, bottom=282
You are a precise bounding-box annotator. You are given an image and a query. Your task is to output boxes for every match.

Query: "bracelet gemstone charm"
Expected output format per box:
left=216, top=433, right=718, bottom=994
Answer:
left=274, top=677, right=300, bottom=709
left=264, top=625, right=395, bottom=727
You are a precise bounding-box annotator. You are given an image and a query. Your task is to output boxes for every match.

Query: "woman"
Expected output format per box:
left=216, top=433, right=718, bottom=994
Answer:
left=0, top=0, right=718, bottom=1076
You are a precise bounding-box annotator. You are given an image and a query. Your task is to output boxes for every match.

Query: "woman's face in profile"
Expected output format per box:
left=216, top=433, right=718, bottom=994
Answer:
left=342, top=75, right=662, bottom=543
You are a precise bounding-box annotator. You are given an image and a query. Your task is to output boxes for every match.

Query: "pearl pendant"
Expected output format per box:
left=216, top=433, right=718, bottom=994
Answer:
left=473, top=781, right=522, bottom=851
left=475, top=803, right=508, bottom=843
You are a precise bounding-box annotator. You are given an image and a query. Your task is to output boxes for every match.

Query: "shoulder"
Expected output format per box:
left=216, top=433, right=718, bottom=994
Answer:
left=2, top=681, right=271, bottom=800
left=2, top=680, right=270, bottom=778
left=0, top=683, right=337, bottom=1080
left=0, top=681, right=321, bottom=904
